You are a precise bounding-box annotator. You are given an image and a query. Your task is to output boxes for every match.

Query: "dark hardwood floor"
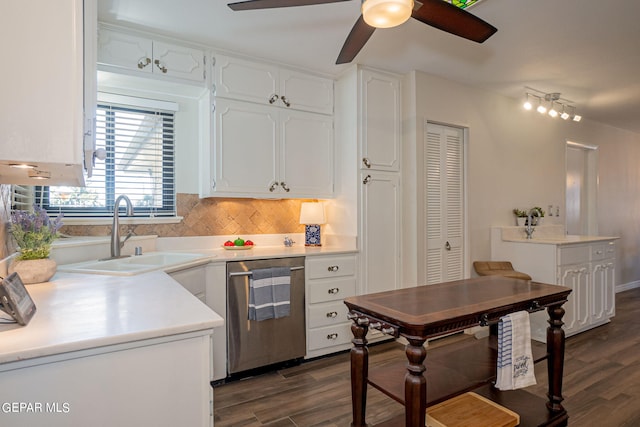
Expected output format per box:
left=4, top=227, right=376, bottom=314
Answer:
left=213, top=288, right=640, bottom=426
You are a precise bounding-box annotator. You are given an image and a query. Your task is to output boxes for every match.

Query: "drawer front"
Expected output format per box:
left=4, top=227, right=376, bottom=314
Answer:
left=307, top=323, right=353, bottom=351
left=308, top=300, right=351, bottom=329
left=592, top=241, right=616, bottom=261
left=308, top=277, right=356, bottom=304
left=558, top=245, right=590, bottom=265
left=306, top=255, right=356, bottom=279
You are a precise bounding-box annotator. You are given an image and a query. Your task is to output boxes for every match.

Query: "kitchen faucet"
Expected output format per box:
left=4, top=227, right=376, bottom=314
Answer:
left=110, top=195, right=134, bottom=259
left=524, top=208, right=541, bottom=239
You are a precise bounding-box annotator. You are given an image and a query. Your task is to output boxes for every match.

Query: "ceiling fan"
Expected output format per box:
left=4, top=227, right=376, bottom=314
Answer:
left=227, top=0, right=497, bottom=64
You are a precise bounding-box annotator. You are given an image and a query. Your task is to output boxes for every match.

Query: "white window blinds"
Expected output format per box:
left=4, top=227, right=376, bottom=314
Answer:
left=38, top=95, right=177, bottom=217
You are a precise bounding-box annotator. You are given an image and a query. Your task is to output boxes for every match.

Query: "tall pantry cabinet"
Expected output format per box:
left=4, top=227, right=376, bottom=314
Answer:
left=333, top=66, right=402, bottom=297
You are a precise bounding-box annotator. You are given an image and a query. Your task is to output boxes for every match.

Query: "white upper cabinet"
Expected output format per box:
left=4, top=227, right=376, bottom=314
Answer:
left=213, top=54, right=334, bottom=115
left=359, top=68, right=401, bottom=171
left=0, top=0, right=96, bottom=186
left=204, top=98, right=333, bottom=198
left=98, top=26, right=206, bottom=83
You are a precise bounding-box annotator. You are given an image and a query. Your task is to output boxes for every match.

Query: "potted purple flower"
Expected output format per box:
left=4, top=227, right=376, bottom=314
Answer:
left=9, top=205, right=63, bottom=284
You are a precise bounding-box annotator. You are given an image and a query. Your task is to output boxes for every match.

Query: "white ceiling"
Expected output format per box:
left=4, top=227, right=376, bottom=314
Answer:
left=98, top=0, right=640, bottom=134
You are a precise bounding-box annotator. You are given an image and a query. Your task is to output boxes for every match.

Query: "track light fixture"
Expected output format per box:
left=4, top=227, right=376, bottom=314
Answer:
left=522, top=87, right=582, bottom=123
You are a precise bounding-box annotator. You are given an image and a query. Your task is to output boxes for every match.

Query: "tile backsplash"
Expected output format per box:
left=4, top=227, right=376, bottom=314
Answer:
left=60, top=194, right=310, bottom=238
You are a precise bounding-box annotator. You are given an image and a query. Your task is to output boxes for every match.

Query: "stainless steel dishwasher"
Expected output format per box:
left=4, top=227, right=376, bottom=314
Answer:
left=226, top=257, right=306, bottom=375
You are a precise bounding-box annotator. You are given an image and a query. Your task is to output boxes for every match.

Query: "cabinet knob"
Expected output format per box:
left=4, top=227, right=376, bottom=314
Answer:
left=326, top=311, right=338, bottom=318
left=362, top=157, right=371, bottom=168
left=280, top=95, right=291, bottom=107
left=326, top=333, right=339, bottom=340
left=327, top=287, right=340, bottom=294
left=138, top=57, right=151, bottom=69
left=327, top=265, right=339, bottom=272
left=154, top=59, right=167, bottom=73
left=269, top=182, right=278, bottom=192
left=363, top=174, right=371, bottom=184
left=269, top=94, right=279, bottom=104
left=280, top=182, right=290, bottom=192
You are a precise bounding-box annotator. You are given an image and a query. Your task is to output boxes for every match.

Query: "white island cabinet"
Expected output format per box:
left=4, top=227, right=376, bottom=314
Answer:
left=491, top=226, right=618, bottom=342
left=0, top=271, right=223, bottom=427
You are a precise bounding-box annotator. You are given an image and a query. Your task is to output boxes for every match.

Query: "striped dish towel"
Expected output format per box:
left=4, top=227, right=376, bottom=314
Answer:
left=496, top=311, right=537, bottom=390
left=248, top=267, right=291, bottom=321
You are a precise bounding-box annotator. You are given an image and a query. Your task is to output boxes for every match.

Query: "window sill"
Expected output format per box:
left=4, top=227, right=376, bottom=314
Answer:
left=60, top=216, right=183, bottom=226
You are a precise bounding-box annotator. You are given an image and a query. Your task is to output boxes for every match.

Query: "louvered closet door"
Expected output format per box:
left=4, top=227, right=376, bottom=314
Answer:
left=425, top=123, right=465, bottom=285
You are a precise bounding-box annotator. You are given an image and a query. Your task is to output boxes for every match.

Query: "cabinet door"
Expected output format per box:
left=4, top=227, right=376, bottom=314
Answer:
left=213, top=99, right=278, bottom=195
left=558, top=263, right=590, bottom=335
left=279, top=69, right=334, bottom=114
left=360, top=171, right=401, bottom=295
left=592, top=260, right=616, bottom=321
left=214, top=54, right=279, bottom=104
left=152, top=41, right=205, bottom=82
left=280, top=110, right=334, bottom=197
left=359, top=68, right=400, bottom=171
left=98, top=28, right=153, bottom=73
left=0, top=0, right=85, bottom=185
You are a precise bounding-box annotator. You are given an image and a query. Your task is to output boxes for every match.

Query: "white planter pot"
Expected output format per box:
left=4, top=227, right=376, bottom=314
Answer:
left=9, top=258, right=57, bottom=284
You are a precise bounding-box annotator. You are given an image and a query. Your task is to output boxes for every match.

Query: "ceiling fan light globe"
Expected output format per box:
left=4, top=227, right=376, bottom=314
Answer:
left=362, top=0, right=413, bottom=29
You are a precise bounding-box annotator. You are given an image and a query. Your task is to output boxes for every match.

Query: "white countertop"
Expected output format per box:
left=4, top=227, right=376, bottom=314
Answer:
left=495, top=225, right=619, bottom=245
left=501, top=235, right=619, bottom=245
left=0, top=271, right=223, bottom=367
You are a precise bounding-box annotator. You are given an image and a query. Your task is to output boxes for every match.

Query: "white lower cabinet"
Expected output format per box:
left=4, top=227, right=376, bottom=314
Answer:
left=169, top=264, right=207, bottom=304
left=170, top=262, right=228, bottom=382
left=491, top=229, right=617, bottom=342
left=305, top=254, right=357, bottom=358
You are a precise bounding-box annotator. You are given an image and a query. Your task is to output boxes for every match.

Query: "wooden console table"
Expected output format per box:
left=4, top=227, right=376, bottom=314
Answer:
left=344, top=276, right=571, bottom=427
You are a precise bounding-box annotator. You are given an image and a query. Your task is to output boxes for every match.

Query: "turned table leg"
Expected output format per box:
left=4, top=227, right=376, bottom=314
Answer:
left=350, top=318, right=369, bottom=427
left=405, top=337, right=427, bottom=427
left=546, top=303, right=567, bottom=415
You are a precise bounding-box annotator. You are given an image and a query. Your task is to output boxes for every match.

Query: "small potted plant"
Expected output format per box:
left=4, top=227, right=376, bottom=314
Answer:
left=8, top=205, right=63, bottom=284
left=512, top=209, right=527, bottom=226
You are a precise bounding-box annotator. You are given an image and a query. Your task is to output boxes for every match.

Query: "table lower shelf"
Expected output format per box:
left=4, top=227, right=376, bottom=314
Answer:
left=373, top=384, right=568, bottom=427
left=368, top=335, right=547, bottom=406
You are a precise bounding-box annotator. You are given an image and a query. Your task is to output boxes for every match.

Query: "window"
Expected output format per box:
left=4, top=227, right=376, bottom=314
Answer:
left=36, top=95, right=176, bottom=217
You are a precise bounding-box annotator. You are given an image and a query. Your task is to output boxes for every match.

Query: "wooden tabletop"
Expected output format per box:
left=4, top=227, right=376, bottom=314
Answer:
left=344, top=276, right=571, bottom=338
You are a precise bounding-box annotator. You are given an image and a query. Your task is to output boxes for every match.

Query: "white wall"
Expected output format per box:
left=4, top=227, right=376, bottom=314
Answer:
left=403, top=70, right=640, bottom=287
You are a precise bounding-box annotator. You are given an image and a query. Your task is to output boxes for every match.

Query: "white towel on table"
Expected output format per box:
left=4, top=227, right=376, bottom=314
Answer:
left=248, top=267, right=291, bottom=321
left=496, top=311, right=537, bottom=390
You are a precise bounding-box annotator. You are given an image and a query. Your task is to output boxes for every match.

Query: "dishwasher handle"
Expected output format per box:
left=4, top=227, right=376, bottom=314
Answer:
left=228, top=265, right=304, bottom=277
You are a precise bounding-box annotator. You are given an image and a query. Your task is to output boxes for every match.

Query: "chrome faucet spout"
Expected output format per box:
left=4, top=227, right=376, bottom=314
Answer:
left=110, top=195, right=134, bottom=258
left=524, top=208, right=541, bottom=239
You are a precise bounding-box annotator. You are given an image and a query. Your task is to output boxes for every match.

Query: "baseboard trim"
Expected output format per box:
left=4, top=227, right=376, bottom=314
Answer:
left=616, top=280, right=640, bottom=293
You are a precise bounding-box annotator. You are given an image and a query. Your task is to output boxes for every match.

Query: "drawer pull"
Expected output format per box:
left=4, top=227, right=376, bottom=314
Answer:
left=328, top=287, right=340, bottom=294
left=327, top=265, right=339, bottom=272
left=327, top=333, right=339, bottom=340
left=326, top=311, right=338, bottom=318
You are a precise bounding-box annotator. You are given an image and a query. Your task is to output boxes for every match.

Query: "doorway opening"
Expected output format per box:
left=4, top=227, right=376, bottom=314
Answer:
left=566, top=141, right=598, bottom=235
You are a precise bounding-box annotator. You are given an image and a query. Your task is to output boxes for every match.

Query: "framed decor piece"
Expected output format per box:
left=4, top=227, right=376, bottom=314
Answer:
left=0, top=272, right=36, bottom=325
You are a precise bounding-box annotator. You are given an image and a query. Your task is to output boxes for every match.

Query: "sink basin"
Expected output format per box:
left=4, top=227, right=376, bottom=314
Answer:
left=58, top=252, right=212, bottom=276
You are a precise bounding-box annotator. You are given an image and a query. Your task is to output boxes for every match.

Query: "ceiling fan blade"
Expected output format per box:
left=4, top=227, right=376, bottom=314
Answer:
left=411, top=0, right=497, bottom=43
left=336, top=15, right=376, bottom=64
left=228, top=0, right=350, bottom=11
